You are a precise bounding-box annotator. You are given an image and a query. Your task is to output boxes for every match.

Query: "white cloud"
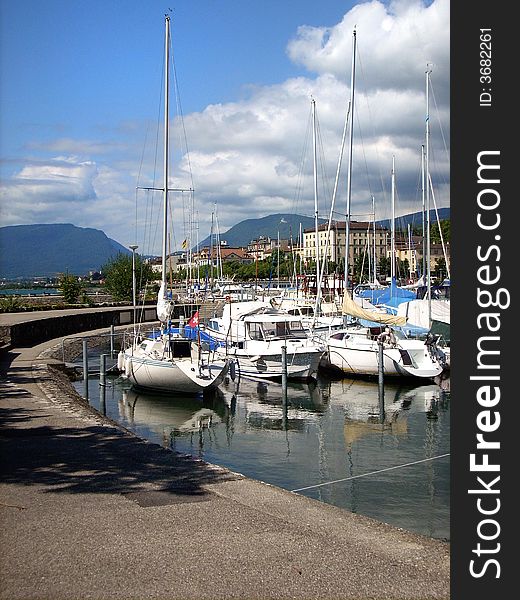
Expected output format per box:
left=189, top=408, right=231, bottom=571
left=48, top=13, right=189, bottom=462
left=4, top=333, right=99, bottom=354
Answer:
left=1, top=0, right=449, bottom=254
left=0, top=158, right=98, bottom=222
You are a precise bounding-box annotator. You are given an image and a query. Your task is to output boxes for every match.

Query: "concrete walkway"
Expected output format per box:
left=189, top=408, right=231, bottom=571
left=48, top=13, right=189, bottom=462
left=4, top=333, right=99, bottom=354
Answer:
left=0, top=334, right=450, bottom=600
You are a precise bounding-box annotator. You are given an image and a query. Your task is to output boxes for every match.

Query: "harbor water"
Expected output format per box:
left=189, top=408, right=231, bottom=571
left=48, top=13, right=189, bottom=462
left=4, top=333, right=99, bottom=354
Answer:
left=73, top=352, right=450, bottom=541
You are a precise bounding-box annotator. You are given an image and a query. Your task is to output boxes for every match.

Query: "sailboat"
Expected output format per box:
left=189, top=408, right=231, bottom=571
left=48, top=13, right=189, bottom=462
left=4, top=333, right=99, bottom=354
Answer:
left=322, top=292, right=445, bottom=378
left=319, top=30, right=445, bottom=380
left=121, top=15, right=230, bottom=394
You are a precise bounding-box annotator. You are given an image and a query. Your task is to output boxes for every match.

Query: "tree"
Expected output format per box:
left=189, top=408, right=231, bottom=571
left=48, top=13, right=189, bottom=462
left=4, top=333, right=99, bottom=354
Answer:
left=434, top=257, right=447, bottom=281
left=431, top=219, right=450, bottom=243
left=102, top=253, right=155, bottom=302
left=58, top=273, right=82, bottom=304
left=378, top=256, right=390, bottom=279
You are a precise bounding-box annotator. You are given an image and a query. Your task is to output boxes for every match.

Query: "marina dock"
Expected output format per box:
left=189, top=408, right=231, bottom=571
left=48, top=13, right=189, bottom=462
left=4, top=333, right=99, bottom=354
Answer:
left=0, top=311, right=449, bottom=599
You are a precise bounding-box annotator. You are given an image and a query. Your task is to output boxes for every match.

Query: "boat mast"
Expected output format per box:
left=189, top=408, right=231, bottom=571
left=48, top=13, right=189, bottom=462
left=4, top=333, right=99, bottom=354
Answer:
left=391, top=155, right=396, bottom=281
left=311, top=98, right=320, bottom=297
left=372, top=195, right=377, bottom=284
left=425, top=64, right=432, bottom=327
left=421, top=144, right=426, bottom=280
left=408, top=223, right=412, bottom=281
left=161, top=15, right=170, bottom=292
left=344, top=28, right=356, bottom=291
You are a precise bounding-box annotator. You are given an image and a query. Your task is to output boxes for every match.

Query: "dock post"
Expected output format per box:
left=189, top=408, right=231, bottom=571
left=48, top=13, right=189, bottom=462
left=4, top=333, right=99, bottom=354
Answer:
left=99, top=354, right=107, bottom=388
left=281, top=344, right=288, bottom=396
left=281, top=345, right=288, bottom=429
left=99, top=385, right=106, bottom=416
left=82, top=339, right=89, bottom=401
left=378, top=340, right=385, bottom=420
left=110, top=324, right=115, bottom=356
left=281, top=345, right=288, bottom=389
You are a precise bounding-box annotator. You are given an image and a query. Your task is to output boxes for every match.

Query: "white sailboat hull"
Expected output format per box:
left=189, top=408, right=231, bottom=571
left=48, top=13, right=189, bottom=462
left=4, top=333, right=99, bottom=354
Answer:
left=123, top=346, right=230, bottom=394
left=323, top=332, right=443, bottom=379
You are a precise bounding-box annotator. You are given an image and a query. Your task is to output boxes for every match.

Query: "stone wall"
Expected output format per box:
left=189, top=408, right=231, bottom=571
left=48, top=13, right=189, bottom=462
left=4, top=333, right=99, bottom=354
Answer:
left=0, top=301, right=223, bottom=349
left=1, top=307, right=158, bottom=349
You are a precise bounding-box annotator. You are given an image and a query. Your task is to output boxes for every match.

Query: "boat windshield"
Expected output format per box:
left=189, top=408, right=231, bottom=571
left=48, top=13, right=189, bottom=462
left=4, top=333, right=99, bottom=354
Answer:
left=288, top=306, right=314, bottom=317
left=247, top=320, right=306, bottom=340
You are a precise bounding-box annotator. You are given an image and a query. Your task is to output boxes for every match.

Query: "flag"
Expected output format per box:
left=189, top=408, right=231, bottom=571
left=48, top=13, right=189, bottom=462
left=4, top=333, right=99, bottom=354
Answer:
left=188, top=311, right=199, bottom=327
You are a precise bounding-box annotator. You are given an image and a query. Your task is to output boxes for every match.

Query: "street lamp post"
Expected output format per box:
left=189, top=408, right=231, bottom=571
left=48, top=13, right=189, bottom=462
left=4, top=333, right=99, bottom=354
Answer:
left=129, top=245, right=138, bottom=328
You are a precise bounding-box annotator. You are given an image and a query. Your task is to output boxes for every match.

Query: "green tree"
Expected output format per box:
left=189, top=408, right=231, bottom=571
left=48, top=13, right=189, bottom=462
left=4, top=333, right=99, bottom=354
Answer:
left=434, top=257, right=447, bottom=281
left=58, top=273, right=82, bottom=304
left=102, top=253, right=155, bottom=302
left=378, top=256, right=390, bottom=278
left=431, top=219, right=450, bottom=243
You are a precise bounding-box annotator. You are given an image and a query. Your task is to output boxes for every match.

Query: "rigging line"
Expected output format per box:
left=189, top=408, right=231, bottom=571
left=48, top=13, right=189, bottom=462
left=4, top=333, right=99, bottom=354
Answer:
left=168, top=25, right=197, bottom=265
left=290, top=103, right=313, bottom=216
left=428, top=74, right=450, bottom=165
left=134, top=120, right=152, bottom=246
left=315, top=99, right=351, bottom=316
left=291, top=453, right=450, bottom=492
left=141, top=59, right=166, bottom=262
left=315, top=111, right=333, bottom=207
left=356, top=46, right=389, bottom=217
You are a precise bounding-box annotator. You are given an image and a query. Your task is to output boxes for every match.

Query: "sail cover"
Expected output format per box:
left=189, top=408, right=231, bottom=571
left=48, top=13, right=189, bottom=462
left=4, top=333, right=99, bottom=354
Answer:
left=156, top=282, right=173, bottom=322
left=342, top=291, right=407, bottom=325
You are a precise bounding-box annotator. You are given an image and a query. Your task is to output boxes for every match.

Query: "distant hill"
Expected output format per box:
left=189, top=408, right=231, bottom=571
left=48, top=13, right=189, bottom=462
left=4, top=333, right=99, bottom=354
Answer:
left=199, top=213, right=324, bottom=248
left=377, top=208, right=450, bottom=231
left=0, top=224, right=130, bottom=279
left=199, top=209, right=450, bottom=248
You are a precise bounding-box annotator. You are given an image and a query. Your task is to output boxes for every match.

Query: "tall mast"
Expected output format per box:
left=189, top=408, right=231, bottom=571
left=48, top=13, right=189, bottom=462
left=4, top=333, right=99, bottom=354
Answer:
left=407, top=223, right=412, bottom=281
left=372, top=195, right=377, bottom=284
left=344, top=28, right=356, bottom=290
left=390, top=155, right=395, bottom=281
left=421, top=144, right=426, bottom=280
left=311, top=98, right=320, bottom=296
left=161, top=15, right=170, bottom=290
left=425, top=64, right=432, bottom=327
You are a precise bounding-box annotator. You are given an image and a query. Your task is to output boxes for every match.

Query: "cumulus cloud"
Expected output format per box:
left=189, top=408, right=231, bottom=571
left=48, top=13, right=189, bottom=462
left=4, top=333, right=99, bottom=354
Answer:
left=0, top=158, right=98, bottom=222
left=1, top=0, right=449, bottom=253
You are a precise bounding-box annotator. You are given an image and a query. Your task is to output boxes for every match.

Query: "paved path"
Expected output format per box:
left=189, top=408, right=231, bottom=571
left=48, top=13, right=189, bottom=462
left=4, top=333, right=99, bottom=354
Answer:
left=0, top=333, right=450, bottom=599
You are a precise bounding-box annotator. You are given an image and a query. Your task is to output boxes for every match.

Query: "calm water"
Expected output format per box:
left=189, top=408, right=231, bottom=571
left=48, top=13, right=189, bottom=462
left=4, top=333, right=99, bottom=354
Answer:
left=74, top=357, right=450, bottom=541
left=0, top=288, right=59, bottom=296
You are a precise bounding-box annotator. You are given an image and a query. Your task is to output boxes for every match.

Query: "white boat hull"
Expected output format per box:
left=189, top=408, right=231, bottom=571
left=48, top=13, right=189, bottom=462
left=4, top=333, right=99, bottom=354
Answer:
left=123, top=347, right=230, bottom=394
left=219, top=347, right=323, bottom=381
left=323, top=334, right=443, bottom=379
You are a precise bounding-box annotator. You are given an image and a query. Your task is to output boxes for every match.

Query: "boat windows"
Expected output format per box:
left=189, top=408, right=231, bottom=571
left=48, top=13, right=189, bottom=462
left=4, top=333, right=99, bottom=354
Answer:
left=248, top=322, right=265, bottom=341
left=288, top=306, right=314, bottom=317
left=288, top=321, right=306, bottom=337
left=398, top=349, right=414, bottom=366
left=330, top=332, right=349, bottom=341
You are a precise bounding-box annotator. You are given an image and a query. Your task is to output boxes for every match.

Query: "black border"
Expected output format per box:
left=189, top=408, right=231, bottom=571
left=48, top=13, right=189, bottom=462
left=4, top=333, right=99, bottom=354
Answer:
left=451, top=1, right=513, bottom=597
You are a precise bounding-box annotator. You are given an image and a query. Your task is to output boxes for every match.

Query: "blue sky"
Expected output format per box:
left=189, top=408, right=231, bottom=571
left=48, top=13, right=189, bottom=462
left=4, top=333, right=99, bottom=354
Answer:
left=0, top=0, right=449, bottom=256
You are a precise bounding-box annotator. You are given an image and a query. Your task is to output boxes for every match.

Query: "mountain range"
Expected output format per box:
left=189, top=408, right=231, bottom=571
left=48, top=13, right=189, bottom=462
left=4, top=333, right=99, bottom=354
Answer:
left=206, top=208, right=450, bottom=247
left=198, top=213, right=323, bottom=249
left=0, top=224, right=130, bottom=279
left=0, top=208, right=450, bottom=279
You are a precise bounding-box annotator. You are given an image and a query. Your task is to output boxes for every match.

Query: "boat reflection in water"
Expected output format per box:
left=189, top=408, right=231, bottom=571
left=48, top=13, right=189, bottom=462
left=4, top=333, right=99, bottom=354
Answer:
left=228, top=378, right=326, bottom=432
left=96, top=374, right=448, bottom=540
left=118, top=385, right=230, bottom=450
left=310, top=377, right=450, bottom=540
left=321, top=378, right=447, bottom=447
